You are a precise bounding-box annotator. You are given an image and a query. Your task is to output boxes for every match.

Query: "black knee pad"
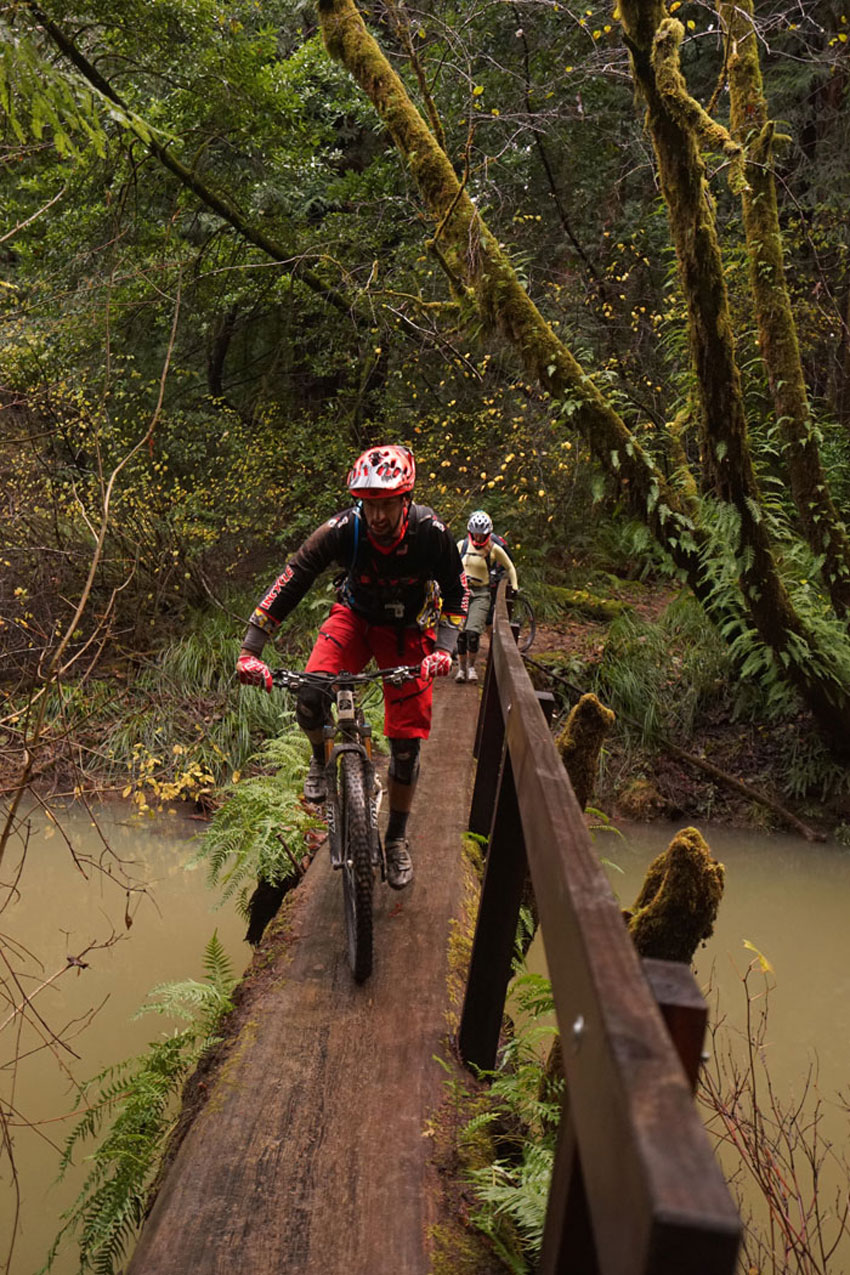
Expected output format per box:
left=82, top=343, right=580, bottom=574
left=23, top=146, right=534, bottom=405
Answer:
left=295, top=683, right=329, bottom=733
left=467, top=631, right=481, bottom=654
left=456, top=630, right=469, bottom=655
left=388, top=738, right=421, bottom=786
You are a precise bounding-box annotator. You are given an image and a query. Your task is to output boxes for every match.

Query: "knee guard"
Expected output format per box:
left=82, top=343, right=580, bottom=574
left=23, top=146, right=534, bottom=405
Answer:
left=456, top=630, right=469, bottom=655
left=388, top=738, right=421, bottom=787
left=467, top=631, right=481, bottom=654
left=295, top=683, right=330, bottom=734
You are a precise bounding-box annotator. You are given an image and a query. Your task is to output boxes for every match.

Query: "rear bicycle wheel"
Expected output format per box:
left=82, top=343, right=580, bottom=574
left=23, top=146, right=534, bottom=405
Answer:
left=511, top=593, right=536, bottom=653
left=339, top=751, right=374, bottom=982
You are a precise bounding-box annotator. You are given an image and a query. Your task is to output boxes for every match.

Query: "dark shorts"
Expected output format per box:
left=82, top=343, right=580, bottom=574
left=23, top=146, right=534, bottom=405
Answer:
left=305, top=603, right=435, bottom=739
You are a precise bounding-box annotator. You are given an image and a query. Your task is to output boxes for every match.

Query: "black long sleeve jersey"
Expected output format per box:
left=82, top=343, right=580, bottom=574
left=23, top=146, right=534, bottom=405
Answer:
left=244, top=503, right=468, bottom=650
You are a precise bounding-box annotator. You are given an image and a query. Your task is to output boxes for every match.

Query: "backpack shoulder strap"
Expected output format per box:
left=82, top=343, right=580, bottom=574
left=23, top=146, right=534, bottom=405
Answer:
left=350, top=504, right=363, bottom=570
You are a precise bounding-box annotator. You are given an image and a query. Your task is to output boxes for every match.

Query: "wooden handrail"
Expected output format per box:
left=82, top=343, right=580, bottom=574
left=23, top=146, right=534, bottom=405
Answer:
left=458, top=584, right=741, bottom=1275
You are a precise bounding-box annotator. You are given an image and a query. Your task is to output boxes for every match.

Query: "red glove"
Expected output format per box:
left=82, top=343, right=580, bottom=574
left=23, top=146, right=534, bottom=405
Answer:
left=236, top=653, right=272, bottom=693
left=420, top=650, right=452, bottom=680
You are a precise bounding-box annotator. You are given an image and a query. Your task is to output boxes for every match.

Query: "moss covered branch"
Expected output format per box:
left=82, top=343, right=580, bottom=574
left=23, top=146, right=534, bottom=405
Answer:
left=316, top=3, right=710, bottom=597
left=653, top=19, right=748, bottom=193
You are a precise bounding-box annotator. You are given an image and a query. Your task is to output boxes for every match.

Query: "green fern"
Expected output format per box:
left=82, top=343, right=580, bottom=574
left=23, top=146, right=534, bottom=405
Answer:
left=469, top=1142, right=555, bottom=1273
left=456, top=964, right=561, bottom=1271
left=193, top=727, right=322, bottom=916
left=42, top=933, right=237, bottom=1275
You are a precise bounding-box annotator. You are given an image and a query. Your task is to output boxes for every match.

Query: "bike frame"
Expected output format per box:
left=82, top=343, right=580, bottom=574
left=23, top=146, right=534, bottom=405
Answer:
left=270, top=663, right=421, bottom=981
left=271, top=664, right=420, bottom=873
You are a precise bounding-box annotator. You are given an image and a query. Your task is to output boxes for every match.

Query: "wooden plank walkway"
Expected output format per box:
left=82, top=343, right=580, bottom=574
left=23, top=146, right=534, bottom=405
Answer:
left=127, top=676, right=479, bottom=1275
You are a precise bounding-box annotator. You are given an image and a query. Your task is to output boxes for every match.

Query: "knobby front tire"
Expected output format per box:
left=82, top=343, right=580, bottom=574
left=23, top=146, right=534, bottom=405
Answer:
left=511, top=593, right=536, bottom=653
left=339, top=751, right=374, bottom=982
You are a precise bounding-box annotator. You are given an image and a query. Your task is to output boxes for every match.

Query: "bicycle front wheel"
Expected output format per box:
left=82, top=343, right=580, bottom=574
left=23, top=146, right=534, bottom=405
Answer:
left=511, top=593, right=536, bottom=653
left=339, top=751, right=374, bottom=982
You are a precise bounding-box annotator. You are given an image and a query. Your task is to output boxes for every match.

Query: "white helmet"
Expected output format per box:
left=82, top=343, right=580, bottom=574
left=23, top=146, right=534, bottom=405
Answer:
left=467, top=510, right=493, bottom=542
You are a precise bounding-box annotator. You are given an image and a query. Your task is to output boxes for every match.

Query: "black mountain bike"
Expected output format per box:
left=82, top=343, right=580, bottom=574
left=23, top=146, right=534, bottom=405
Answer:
left=487, top=581, right=536, bottom=653
left=271, top=665, right=420, bottom=983
left=508, top=590, right=536, bottom=653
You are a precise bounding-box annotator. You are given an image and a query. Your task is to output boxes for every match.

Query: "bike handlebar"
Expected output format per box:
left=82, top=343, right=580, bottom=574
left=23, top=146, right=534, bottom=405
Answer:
left=271, top=665, right=422, bottom=693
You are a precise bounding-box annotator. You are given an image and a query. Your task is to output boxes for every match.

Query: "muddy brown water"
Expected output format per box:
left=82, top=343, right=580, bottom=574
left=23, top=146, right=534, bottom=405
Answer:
left=5, top=807, right=850, bottom=1272
left=526, top=819, right=850, bottom=1269
left=0, top=803, right=246, bottom=1275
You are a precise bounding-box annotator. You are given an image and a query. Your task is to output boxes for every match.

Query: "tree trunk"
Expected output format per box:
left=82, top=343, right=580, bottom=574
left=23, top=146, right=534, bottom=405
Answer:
left=316, top=0, right=850, bottom=749
left=720, top=0, right=850, bottom=620
left=618, top=1, right=850, bottom=745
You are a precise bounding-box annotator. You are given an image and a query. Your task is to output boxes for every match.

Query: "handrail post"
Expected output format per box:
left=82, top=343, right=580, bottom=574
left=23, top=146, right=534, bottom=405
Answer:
left=472, top=642, right=492, bottom=761
left=539, top=961, right=710, bottom=1273
left=468, top=650, right=505, bottom=837
left=643, top=959, right=708, bottom=1092
left=536, top=690, right=556, bottom=727
left=458, top=735, right=527, bottom=1071
left=539, top=1100, right=599, bottom=1275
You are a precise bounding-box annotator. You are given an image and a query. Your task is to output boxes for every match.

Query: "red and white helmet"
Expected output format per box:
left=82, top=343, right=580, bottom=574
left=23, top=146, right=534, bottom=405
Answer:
left=347, top=444, right=416, bottom=499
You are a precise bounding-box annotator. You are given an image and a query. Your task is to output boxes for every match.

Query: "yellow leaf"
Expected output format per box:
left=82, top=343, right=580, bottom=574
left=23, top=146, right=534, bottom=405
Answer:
left=472, top=85, right=484, bottom=97
left=742, top=939, right=774, bottom=973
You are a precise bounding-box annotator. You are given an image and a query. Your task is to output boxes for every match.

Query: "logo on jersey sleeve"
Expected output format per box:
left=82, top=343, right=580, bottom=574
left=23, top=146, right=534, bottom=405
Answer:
left=259, top=565, right=294, bottom=611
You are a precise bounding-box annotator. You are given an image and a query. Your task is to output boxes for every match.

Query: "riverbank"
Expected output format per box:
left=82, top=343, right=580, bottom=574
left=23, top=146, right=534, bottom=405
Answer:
left=4, top=572, right=847, bottom=846
left=521, top=578, right=849, bottom=845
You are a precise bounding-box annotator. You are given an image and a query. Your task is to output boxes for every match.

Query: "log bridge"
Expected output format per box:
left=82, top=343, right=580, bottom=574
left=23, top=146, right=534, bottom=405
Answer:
left=127, top=586, right=741, bottom=1274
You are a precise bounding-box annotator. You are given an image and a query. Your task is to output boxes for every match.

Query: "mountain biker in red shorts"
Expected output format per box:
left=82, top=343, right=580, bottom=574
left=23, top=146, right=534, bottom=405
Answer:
left=236, top=444, right=468, bottom=889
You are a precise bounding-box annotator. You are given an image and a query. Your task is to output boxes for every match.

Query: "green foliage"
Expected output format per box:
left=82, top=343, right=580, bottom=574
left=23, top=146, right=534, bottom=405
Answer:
left=469, top=1143, right=554, bottom=1274
left=43, top=932, right=236, bottom=1275
left=193, top=729, right=321, bottom=915
left=96, top=620, right=304, bottom=791
left=461, top=971, right=561, bottom=1273
left=0, top=19, right=110, bottom=158
left=594, top=593, right=732, bottom=747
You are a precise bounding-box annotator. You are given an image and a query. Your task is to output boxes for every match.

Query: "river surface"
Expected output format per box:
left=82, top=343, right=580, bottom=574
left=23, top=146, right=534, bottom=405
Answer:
left=5, top=809, right=850, bottom=1273
left=595, top=820, right=850, bottom=1269
left=0, top=802, right=247, bottom=1275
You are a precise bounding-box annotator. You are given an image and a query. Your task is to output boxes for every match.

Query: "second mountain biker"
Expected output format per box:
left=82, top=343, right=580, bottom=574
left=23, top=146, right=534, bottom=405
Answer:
left=456, top=510, right=518, bottom=683
left=236, top=444, right=469, bottom=890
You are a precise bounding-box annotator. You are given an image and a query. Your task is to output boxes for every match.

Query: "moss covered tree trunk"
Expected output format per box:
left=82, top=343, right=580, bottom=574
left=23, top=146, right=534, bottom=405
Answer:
left=315, top=0, right=850, bottom=748
left=617, top=1, right=850, bottom=745
left=720, top=0, right=850, bottom=620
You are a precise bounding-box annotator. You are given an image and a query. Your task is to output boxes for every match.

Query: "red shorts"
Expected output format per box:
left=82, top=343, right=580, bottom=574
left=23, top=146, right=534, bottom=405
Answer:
left=305, top=604, right=436, bottom=739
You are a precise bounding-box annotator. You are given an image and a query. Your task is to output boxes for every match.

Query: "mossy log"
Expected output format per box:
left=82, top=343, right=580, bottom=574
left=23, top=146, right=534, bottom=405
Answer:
left=554, top=692, right=616, bottom=812
left=624, top=826, right=724, bottom=964
left=541, top=826, right=724, bottom=1108
left=549, top=585, right=632, bottom=622
left=522, top=694, right=616, bottom=960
